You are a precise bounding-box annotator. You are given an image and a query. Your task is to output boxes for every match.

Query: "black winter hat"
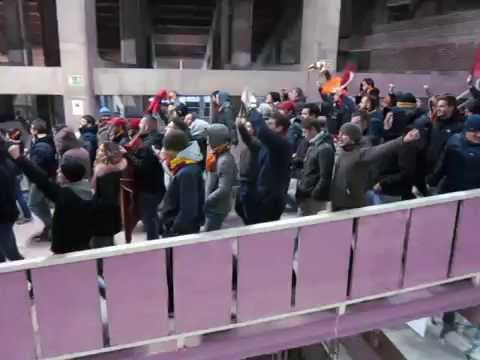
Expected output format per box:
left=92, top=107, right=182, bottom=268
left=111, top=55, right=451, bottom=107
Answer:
left=396, top=92, right=417, bottom=109
left=340, top=123, right=362, bottom=144
left=163, top=129, right=188, bottom=152
left=60, top=158, right=86, bottom=182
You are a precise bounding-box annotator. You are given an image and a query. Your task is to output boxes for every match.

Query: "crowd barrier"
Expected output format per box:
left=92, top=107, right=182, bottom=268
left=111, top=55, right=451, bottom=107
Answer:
left=2, top=189, right=480, bottom=359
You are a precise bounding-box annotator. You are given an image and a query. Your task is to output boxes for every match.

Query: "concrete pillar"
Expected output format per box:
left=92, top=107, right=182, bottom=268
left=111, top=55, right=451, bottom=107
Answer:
left=56, top=0, right=97, bottom=127
left=231, top=0, right=253, bottom=68
left=301, top=0, right=342, bottom=70
left=39, top=0, right=60, bottom=66
left=119, top=0, right=148, bottom=66
left=4, top=0, right=32, bottom=65
left=219, top=0, right=231, bottom=68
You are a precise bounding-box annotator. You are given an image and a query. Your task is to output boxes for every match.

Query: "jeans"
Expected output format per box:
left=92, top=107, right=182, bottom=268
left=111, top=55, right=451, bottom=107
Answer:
left=138, top=192, right=163, bottom=240
left=366, top=191, right=403, bottom=206
left=205, top=210, right=227, bottom=232
left=16, top=177, right=31, bottom=219
left=0, top=223, right=24, bottom=262
left=29, top=183, right=52, bottom=227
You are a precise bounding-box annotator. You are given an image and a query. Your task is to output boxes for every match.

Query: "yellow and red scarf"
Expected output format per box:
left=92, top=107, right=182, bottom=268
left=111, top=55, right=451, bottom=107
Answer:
left=168, top=157, right=196, bottom=176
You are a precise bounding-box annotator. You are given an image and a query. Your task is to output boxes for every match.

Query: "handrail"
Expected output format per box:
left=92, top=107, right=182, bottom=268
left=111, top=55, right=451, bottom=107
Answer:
left=1, top=188, right=480, bottom=274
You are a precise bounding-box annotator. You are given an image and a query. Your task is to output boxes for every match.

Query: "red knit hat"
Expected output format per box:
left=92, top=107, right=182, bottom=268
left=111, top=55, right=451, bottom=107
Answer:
left=277, top=101, right=296, bottom=113
left=129, top=118, right=141, bottom=130
left=109, top=117, right=128, bottom=127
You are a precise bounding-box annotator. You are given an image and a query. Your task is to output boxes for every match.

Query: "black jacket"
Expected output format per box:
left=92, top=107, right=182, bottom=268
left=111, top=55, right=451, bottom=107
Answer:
left=238, top=123, right=261, bottom=183
left=16, top=157, right=95, bottom=254
left=420, top=114, right=464, bottom=174
left=94, top=170, right=123, bottom=237
left=127, top=133, right=166, bottom=195
left=0, top=157, right=19, bottom=224
left=296, top=133, right=335, bottom=202
left=376, top=141, right=418, bottom=198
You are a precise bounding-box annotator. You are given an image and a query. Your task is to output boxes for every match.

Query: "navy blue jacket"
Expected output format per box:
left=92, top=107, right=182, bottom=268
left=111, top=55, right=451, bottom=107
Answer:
left=430, top=133, right=480, bottom=193
left=160, top=163, right=205, bottom=236
left=287, top=118, right=303, bottom=154
left=79, top=127, right=98, bottom=165
left=30, top=136, right=57, bottom=178
left=249, top=111, right=292, bottom=201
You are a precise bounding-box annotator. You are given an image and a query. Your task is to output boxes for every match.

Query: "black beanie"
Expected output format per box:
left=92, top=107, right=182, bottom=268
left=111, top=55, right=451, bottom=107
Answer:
left=340, top=123, right=362, bottom=144
left=396, top=92, right=417, bottom=109
left=163, top=129, right=188, bottom=152
left=60, top=158, right=85, bottom=182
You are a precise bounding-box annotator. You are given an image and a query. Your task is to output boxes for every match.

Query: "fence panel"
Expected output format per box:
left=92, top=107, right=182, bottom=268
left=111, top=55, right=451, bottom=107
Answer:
left=32, top=261, right=102, bottom=358
left=350, top=210, right=408, bottom=298
left=295, top=220, right=352, bottom=310
left=237, top=229, right=296, bottom=321
left=403, top=203, right=457, bottom=287
left=103, top=250, right=169, bottom=345
left=174, top=240, right=233, bottom=332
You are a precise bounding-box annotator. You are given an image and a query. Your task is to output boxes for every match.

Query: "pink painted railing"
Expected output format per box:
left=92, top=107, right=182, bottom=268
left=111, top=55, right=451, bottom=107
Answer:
left=2, top=190, right=480, bottom=360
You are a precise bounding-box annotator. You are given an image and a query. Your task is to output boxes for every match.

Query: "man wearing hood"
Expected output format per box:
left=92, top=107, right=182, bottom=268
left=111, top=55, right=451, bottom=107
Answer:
left=54, top=127, right=92, bottom=179
left=212, top=91, right=237, bottom=145
left=331, top=123, right=420, bottom=211
left=28, top=119, right=57, bottom=242
left=157, top=129, right=205, bottom=236
left=10, top=145, right=95, bottom=254
left=205, top=124, right=238, bottom=231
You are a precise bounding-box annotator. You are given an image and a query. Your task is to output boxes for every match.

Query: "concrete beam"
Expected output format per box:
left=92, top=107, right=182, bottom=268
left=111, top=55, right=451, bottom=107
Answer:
left=301, top=0, right=342, bottom=98
left=0, top=67, right=63, bottom=95
left=350, top=71, right=469, bottom=98
left=94, top=68, right=308, bottom=96
left=301, top=0, right=342, bottom=70
left=231, top=0, right=253, bottom=68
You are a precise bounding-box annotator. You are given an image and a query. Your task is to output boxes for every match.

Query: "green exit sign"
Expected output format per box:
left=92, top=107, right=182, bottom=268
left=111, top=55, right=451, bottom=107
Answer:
left=68, top=75, right=83, bottom=87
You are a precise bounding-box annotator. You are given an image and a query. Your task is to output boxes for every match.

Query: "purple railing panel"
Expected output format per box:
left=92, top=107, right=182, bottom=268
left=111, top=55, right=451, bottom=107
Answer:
left=237, top=229, right=296, bottom=321
left=32, top=261, right=102, bottom=358
left=350, top=210, right=409, bottom=298
left=103, top=250, right=169, bottom=345
left=174, top=240, right=233, bottom=333
left=0, top=271, right=35, bottom=360
left=451, top=198, right=480, bottom=276
left=403, top=203, right=457, bottom=288
left=295, top=220, right=352, bottom=310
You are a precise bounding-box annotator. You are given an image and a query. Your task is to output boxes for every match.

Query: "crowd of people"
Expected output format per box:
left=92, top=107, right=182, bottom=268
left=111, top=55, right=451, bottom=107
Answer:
left=0, top=75, right=480, bottom=264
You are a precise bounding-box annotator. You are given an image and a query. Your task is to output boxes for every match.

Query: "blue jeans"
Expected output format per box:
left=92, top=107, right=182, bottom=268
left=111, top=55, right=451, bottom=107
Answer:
left=205, top=210, right=227, bottom=232
left=0, top=223, right=24, bottom=262
left=138, top=192, right=163, bottom=240
left=29, top=183, right=52, bottom=227
left=16, top=177, right=31, bottom=219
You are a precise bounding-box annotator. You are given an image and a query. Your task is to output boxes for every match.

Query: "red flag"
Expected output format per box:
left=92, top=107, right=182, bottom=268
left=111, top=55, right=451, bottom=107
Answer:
left=472, top=47, right=480, bottom=78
